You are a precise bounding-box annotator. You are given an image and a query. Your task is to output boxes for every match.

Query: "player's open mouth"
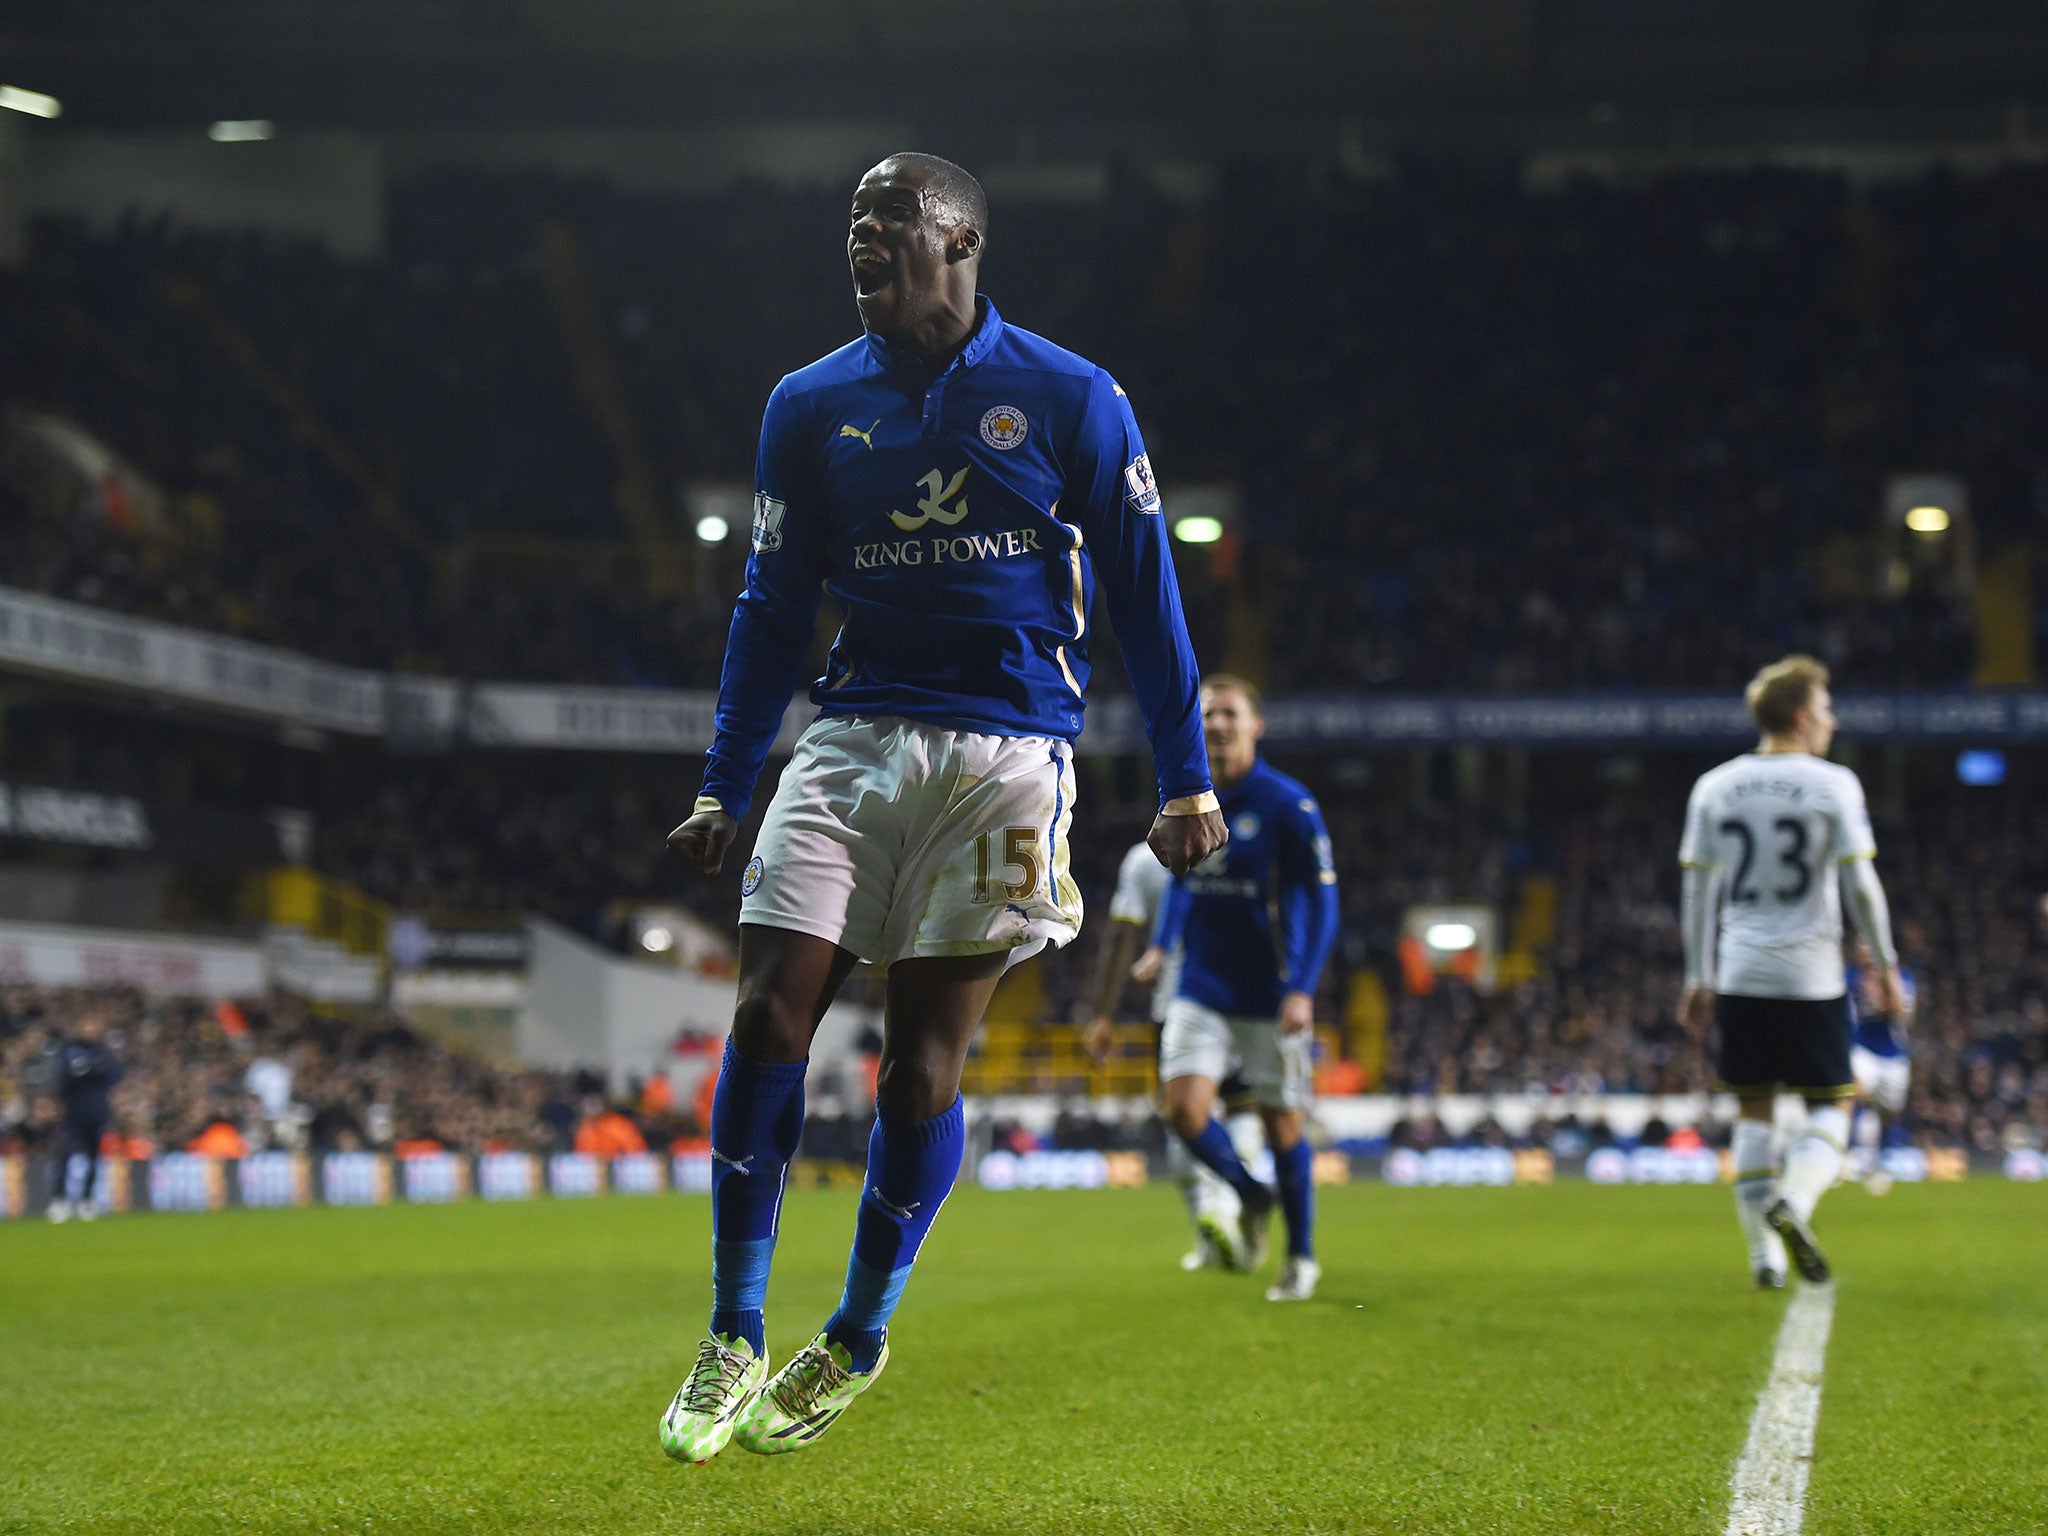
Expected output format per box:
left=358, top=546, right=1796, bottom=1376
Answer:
left=852, top=250, right=891, bottom=297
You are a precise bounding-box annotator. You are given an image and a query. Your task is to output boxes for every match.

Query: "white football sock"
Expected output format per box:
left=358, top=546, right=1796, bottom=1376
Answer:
left=1164, top=1133, right=1203, bottom=1220
left=1854, top=1104, right=1881, bottom=1157
left=1779, top=1104, right=1850, bottom=1222
left=1731, top=1118, right=1783, bottom=1273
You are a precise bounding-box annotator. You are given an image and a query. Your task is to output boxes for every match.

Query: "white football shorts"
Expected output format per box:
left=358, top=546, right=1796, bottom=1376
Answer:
left=1159, top=997, right=1313, bottom=1111
left=1851, top=1045, right=1910, bottom=1114
left=739, top=714, right=1082, bottom=968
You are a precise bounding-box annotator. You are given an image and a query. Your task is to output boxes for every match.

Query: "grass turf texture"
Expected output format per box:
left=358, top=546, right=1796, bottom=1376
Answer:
left=2, top=1182, right=2041, bottom=1536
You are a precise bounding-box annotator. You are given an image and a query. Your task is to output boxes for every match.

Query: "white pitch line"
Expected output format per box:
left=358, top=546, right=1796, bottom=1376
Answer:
left=1725, top=1281, right=1837, bottom=1536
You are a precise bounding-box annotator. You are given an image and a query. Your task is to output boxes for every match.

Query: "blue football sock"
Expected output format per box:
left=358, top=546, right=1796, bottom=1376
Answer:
left=707, top=1038, right=808, bottom=1356
left=1182, top=1117, right=1269, bottom=1208
left=824, top=1095, right=965, bottom=1373
left=1274, top=1138, right=1315, bottom=1259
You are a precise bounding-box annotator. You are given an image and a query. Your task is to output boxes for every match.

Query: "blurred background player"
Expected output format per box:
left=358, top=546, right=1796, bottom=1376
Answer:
left=1085, top=839, right=1260, bottom=1270
left=657, top=152, right=1226, bottom=1462
left=1150, top=676, right=1340, bottom=1302
left=46, top=1010, right=121, bottom=1224
left=1847, top=938, right=1916, bottom=1195
left=1680, top=656, right=1905, bottom=1287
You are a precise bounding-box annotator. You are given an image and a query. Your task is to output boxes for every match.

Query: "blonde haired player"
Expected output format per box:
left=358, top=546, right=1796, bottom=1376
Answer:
left=1679, top=656, right=1904, bottom=1286
left=1147, top=675, right=1339, bottom=1301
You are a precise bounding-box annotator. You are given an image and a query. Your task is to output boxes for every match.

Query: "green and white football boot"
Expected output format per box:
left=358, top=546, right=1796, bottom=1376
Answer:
left=659, top=1334, right=768, bottom=1465
left=1180, top=1227, right=1225, bottom=1271
left=734, top=1332, right=888, bottom=1455
left=1195, top=1202, right=1247, bottom=1270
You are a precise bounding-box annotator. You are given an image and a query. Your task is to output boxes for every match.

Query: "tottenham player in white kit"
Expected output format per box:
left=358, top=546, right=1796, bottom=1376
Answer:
left=1084, top=839, right=1251, bottom=1269
left=1679, top=656, right=1905, bottom=1287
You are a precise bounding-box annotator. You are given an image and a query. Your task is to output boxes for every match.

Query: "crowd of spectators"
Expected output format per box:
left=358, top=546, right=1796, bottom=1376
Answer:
left=6, top=691, right=2040, bottom=1161
left=4, top=752, right=2043, bottom=1171
left=1043, top=756, right=2048, bottom=1157
left=0, top=985, right=699, bottom=1164
left=9, top=161, right=2038, bottom=691
left=302, top=741, right=2041, bottom=1149
left=1318, top=769, right=2048, bottom=1158
left=297, top=741, right=2048, bottom=1159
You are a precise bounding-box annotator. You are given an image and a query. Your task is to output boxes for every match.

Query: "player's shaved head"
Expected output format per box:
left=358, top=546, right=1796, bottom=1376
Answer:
left=874, top=152, right=988, bottom=245
left=848, top=153, right=988, bottom=360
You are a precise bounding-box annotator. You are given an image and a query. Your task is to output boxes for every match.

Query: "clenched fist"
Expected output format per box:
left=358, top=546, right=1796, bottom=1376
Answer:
left=666, top=809, right=739, bottom=875
left=1148, top=808, right=1227, bottom=875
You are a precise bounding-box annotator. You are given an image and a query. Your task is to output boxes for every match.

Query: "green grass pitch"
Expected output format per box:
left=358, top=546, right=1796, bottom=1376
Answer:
left=2, top=1181, right=2042, bottom=1535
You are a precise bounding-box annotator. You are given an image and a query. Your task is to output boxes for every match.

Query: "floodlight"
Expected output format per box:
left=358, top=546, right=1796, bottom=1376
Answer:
left=1425, top=922, right=1478, bottom=951
left=1173, top=515, right=1224, bottom=544
left=1903, top=505, right=1950, bottom=534
left=695, top=514, right=730, bottom=544
left=0, top=85, right=61, bottom=119
left=208, top=120, right=275, bottom=143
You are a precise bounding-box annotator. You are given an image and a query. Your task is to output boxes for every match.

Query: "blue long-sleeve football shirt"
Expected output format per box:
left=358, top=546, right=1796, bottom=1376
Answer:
left=1847, top=963, right=1916, bottom=1058
left=698, top=298, right=1212, bottom=822
left=1153, top=760, right=1341, bottom=1018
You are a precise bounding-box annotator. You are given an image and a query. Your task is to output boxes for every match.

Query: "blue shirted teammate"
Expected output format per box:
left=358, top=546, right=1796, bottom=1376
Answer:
left=1848, top=940, right=1916, bottom=1192
left=1141, top=675, right=1340, bottom=1302
left=657, top=153, right=1228, bottom=1464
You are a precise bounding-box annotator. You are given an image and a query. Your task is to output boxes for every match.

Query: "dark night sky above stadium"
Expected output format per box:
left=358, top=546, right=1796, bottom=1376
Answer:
left=4, top=1, right=2047, bottom=134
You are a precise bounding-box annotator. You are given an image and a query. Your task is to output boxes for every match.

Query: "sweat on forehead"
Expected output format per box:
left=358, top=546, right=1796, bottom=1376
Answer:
left=863, top=153, right=988, bottom=238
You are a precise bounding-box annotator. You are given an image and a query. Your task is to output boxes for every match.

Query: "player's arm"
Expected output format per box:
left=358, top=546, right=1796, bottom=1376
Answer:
left=1840, top=859, right=1902, bottom=1011
left=1834, top=774, right=1904, bottom=1015
left=669, top=382, right=830, bottom=873
left=1070, top=371, right=1223, bottom=875
left=1132, top=877, right=1190, bottom=986
left=1677, top=781, right=1719, bottom=1034
left=1275, top=796, right=1341, bottom=1036
left=1084, top=919, right=1148, bottom=1063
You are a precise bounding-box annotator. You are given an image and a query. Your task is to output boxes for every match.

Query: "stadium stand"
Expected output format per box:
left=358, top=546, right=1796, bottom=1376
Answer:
left=0, top=984, right=687, bottom=1159
left=10, top=163, right=2039, bottom=690
left=1, top=160, right=2044, bottom=1184
left=4, top=759, right=2043, bottom=1162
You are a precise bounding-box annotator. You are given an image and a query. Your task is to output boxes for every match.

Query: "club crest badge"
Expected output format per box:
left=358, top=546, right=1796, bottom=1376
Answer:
left=741, top=856, right=765, bottom=896
left=979, top=406, right=1029, bottom=451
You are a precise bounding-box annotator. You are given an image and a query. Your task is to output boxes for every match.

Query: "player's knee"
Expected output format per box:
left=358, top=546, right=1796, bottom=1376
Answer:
left=1162, top=1092, right=1208, bottom=1142
left=874, top=1052, right=951, bottom=1122
left=1263, top=1111, right=1305, bottom=1152
left=729, top=985, right=811, bottom=1063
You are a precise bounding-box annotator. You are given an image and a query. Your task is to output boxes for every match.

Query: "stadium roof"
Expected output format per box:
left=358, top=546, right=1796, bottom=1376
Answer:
left=6, top=0, right=2046, bottom=136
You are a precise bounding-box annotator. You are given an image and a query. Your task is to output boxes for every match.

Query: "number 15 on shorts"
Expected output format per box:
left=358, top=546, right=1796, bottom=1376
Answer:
left=973, top=827, right=1041, bottom=904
